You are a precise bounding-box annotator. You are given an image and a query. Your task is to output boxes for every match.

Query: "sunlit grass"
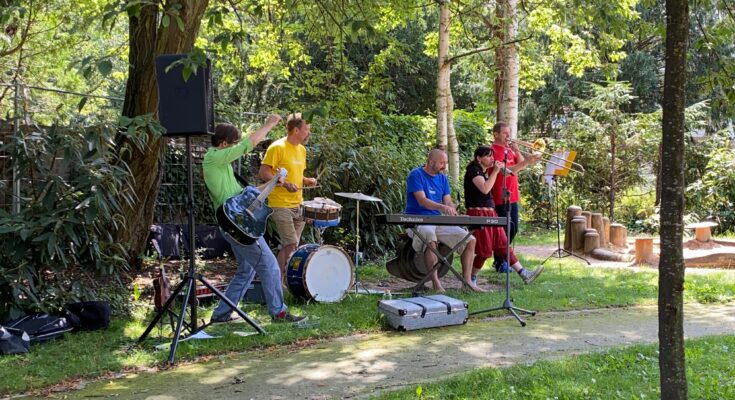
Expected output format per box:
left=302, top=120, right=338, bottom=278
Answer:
left=372, top=335, right=735, bottom=399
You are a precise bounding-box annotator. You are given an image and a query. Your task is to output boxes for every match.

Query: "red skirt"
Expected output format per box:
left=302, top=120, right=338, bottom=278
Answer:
left=467, top=208, right=518, bottom=266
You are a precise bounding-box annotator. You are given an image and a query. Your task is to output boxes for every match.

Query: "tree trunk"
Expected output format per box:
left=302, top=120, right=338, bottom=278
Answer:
left=436, top=0, right=458, bottom=182
left=115, top=0, right=210, bottom=268
left=609, top=126, right=616, bottom=221
left=658, top=0, right=689, bottom=398
left=494, top=0, right=519, bottom=139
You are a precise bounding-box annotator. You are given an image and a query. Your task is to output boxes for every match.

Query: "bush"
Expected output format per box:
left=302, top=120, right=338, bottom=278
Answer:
left=0, top=115, right=155, bottom=320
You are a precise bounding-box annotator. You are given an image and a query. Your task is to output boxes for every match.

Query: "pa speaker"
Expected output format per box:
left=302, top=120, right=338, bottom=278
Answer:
left=155, top=54, right=214, bottom=136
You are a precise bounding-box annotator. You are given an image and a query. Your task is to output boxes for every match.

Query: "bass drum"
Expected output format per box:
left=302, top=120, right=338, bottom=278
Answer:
left=287, top=244, right=354, bottom=302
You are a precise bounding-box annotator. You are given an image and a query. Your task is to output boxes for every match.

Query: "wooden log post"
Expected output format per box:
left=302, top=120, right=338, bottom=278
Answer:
left=610, top=223, right=627, bottom=247
left=634, top=237, right=654, bottom=264
left=591, top=248, right=632, bottom=262
left=564, top=206, right=582, bottom=250
left=571, top=217, right=588, bottom=253
left=591, top=213, right=603, bottom=244
left=580, top=211, right=592, bottom=229
left=602, top=217, right=610, bottom=248
left=584, top=231, right=600, bottom=254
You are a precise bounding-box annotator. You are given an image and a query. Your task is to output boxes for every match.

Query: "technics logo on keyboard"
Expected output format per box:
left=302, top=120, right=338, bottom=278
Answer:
left=399, top=216, right=425, bottom=223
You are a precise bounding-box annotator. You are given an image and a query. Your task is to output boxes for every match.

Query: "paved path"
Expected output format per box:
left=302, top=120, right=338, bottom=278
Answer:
left=44, top=303, right=735, bottom=400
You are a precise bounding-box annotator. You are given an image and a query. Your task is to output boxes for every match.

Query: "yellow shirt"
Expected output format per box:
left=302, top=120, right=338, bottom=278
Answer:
left=261, top=136, right=306, bottom=208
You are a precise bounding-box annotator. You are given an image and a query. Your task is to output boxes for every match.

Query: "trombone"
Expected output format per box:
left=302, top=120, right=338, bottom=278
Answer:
left=510, top=138, right=585, bottom=175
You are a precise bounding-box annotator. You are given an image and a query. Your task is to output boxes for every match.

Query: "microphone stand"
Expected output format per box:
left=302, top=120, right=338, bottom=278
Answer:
left=470, top=148, right=535, bottom=327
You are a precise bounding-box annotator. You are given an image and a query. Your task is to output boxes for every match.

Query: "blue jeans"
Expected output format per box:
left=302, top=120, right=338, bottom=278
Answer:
left=211, top=233, right=288, bottom=320
left=494, top=202, right=519, bottom=267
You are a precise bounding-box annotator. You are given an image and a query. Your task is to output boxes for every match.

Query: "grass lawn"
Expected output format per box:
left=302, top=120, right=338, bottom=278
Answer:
left=372, top=334, right=735, bottom=399
left=1, top=253, right=734, bottom=395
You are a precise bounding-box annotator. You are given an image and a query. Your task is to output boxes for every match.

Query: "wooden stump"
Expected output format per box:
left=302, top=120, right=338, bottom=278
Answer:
left=571, top=217, right=587, bottom=253
left=584, top=231, right=600, bottom=254
left=591, top=213, right=603, bottom=244
left=591, top=248, right=632, bottom=262
left=602, top=217, right=610, bottom=248
left=634, top=238, right=654, bottom=264
left=564, top=206, right=582, bottom=250
left=610, top=223, right=627, bottom=247
left=581, top=211, right=592, bottom=229
left=685, top=221, right=718, bottom=242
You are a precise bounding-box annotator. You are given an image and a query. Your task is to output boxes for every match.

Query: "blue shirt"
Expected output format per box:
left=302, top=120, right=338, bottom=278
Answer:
left=405, top=167, right=450, bottom=215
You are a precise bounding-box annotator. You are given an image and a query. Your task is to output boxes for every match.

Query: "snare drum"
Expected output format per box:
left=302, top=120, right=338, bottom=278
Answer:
left=302, top=197, right=342, bottom=223
left=286, top=244, right=354, bottom=302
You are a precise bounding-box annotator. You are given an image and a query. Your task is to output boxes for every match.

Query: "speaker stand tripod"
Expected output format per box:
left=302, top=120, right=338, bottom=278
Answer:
left=138, top=136, right=265, bottom=364
left=470, top=151, right=535, bottom=326
left=541, top=175, right=590, bottom=267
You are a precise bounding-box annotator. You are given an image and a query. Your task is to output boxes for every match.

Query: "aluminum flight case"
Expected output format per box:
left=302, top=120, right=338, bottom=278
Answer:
left=378, top=294, right=468, bottom=331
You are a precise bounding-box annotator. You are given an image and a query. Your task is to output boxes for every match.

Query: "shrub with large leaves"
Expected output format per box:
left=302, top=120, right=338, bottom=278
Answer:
left=0, top=115, right=156, bottom=320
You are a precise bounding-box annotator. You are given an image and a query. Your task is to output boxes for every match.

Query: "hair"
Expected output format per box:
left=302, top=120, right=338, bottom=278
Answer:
left=286, top=113, right=305, bottom=133
left=212, top=123, right=241, bottom=147
left=492, top=121, right=509, bottom=134
left=427, top=148, right=446, bottom=162
left=467, top=145, right=492, bottom=171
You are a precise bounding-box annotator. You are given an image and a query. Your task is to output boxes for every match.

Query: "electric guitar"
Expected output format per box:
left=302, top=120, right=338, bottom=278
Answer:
left=216, top=168, right=287, bottom=245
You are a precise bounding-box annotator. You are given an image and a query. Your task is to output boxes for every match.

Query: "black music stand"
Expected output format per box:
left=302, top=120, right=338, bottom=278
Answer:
left=470, top=150, right=535, bottom=326
left=541, top=175, right=589, bottom=267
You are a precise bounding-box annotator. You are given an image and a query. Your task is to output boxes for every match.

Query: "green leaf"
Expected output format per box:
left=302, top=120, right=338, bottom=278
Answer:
left=96, top=59, right=113, bottom=76
left=77, top=97, right=88, bottom=112
left=176, top=15, right=185, bottom=32
left=162, top=14, right=170, bottom=28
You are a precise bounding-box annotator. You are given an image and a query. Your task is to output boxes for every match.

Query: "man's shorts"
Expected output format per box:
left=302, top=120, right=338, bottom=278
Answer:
left=271, top=207, right=306, bottom=246
left=407, top=225, right=475, bottom=255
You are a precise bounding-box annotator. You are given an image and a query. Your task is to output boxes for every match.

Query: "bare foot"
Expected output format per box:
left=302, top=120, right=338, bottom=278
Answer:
left=432, top=283, right=446, bottom=293
left=466, top=282, right=487, bottom=293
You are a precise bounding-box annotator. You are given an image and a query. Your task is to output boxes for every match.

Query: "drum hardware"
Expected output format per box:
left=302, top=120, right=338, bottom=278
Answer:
left=302, top=197, right=342, bottom=245
left=334, top=192, right=384, bottom=294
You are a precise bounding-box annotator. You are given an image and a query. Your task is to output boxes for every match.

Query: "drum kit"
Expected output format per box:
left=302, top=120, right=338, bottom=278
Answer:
left=285, top=192, right=383, bottom=303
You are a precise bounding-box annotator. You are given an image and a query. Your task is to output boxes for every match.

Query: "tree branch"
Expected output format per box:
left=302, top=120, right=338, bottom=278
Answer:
left=447, top=35, right=530, bottom=64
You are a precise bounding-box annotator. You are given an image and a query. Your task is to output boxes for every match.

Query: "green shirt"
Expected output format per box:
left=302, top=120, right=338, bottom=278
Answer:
left=202, top=138, right=254, bottom=209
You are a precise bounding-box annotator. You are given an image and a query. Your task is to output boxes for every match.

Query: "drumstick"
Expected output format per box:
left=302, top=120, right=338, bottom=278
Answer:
left=296, top=185, right=322, bottom=190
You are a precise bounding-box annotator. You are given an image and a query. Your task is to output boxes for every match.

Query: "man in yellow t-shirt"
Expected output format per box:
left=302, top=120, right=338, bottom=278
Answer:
left=258, top=113, right=318, bottom=276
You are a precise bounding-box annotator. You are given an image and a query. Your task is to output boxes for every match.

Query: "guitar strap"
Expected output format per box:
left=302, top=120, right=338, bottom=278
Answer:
left=233, top=171, right=249, bottom=187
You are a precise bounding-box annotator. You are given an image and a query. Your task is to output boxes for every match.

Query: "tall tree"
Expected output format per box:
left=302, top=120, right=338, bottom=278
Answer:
left=658, top=0, right=689, bottom=398
left=114, top=0, right=209, bottom=266
left=494, top=0, right=520, bottom=138
left=435, top=0, right=460, bottom=183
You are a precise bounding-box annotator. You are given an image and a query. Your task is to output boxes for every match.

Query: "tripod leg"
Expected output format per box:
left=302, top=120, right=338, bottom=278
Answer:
left=167, top=278, right=196, bottom=364
left=510, top=305, right=536, bottom=316
left=507, top=307, right=526, bottom=327
left=197, top=276, right=265, bottom=334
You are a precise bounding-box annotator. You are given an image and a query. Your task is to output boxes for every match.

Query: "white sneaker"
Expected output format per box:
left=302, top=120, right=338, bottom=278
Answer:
left=522, top=266, right=544, bottom=285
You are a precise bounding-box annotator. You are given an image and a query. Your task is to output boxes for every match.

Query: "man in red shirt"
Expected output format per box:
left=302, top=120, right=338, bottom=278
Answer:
left=490, top=122, right=540, bottom=269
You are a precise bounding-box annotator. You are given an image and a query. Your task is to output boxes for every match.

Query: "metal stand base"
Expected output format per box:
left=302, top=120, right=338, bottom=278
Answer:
left=542, top=247, right=590, bottom=265
left=542, top=176, right=590, bottom=267
left=470, top=297, right=536, bottom=327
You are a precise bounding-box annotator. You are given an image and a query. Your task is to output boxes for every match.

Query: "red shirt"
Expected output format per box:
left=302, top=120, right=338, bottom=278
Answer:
left=490, top=143, right=520, bottom=205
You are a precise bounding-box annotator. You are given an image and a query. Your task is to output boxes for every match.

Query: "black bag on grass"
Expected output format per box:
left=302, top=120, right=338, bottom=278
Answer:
left=63, top=301, right=111, bottom=331
left=6, top=314, right=73, bottom=343
left=0, top=326, right=30, bottom=355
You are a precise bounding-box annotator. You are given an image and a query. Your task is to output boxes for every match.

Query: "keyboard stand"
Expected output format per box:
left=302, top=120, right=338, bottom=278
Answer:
left=407, top=225, right=474, bottom=294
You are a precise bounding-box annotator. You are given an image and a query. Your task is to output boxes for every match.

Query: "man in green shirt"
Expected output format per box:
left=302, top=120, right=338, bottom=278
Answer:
left=203, top=115, right=305, bottom=323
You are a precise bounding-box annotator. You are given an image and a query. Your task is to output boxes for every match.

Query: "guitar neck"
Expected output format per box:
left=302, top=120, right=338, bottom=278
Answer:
left=247, top=171, right=283, bottom=213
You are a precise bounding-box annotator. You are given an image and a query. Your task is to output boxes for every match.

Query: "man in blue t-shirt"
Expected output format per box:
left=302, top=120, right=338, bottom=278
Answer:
left=405, top=149, right=483, bottom=292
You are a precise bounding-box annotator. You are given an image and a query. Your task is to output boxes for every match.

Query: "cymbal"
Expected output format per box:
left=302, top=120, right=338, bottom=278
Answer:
left=334, top=192, right=383, bottom=202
